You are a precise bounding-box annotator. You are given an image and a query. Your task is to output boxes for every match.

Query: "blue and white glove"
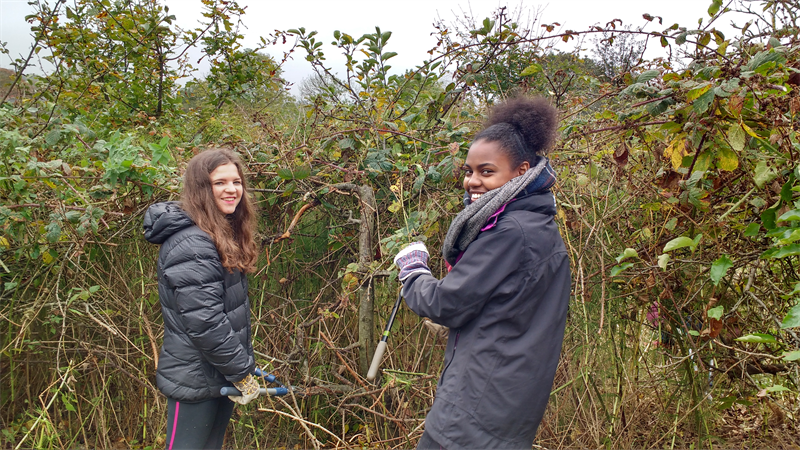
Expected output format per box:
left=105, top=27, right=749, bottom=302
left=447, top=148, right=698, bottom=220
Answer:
left=393, top=242, right=432, bottom=282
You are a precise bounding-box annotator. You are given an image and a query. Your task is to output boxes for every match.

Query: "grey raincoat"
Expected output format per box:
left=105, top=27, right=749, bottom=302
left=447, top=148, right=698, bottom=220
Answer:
left=403, top=189, right=571, bottom=449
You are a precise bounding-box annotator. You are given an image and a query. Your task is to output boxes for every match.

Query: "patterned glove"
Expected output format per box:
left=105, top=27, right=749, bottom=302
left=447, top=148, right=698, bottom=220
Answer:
left=423, top=319, right=450, bottom=339
left=228, top=373, right=259, bottom=405
left=393, top=242, right=431, bottom=282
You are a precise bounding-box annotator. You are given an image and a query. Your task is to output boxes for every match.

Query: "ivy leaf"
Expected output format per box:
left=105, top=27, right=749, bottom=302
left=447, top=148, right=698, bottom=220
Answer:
left=753, top=160, right=778, bottom=188
left=710, top=255, right=733, bottom=285
left=735, top=333, right=777, bottom=343
left=708, top=306, right=724, bottom=320
left=781, top=303, right=800, bottom=329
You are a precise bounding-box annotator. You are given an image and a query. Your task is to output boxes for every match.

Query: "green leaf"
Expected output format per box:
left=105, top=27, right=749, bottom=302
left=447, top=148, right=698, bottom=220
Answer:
left=727, top=124, right=745, bottom=151
left=293, top=166, right=311, bottom=180
left=664, top=236, right=694, bottom=252
left=520, top=63, right=543, bottom=77
left=676, top=32, right=687, bottom=45
left=777, top=209, right=800, bottom=222
left=754, top=160, right=778, bottom=188
left=616, top=248, right=638, bottom=263
left=708, top=0, right=722, bottom=16
left=744, top=223, right=760, bottom=236
left=781, top=303, right=800, bottom=329
left=708, top=306, right=724, bottom=320
left=693, top=88, right=715, bottom=114
left=783, top=282, right=800, bottom=299
left=745, top=50, right=786, bottom=72
left=658, top=253, right=670, bottom=270
left=766, top=385, right=789, bottom=393
left=665, top=218, right=678, bottom=231
left=781, top=180, right=794, bottom=203
left=781, top=351, right=800, bottom=361
left=710, top=255, right=733, bottom=285
left=716, top=147, right=738, bottom=171
left=636, top=70, right=660, bottom=83
left=735, top=333, right=777, bottom=343
left=688, top=330, right=700, bottom=336
left=276, top=168, right=293, bottom=180
left=770, top=244, right=800, bottom=259
left=610, top=262, right=634, bottom=277
left=762, top=208, right=777, bottom=230
left=45, top=128, right=62, bottom=146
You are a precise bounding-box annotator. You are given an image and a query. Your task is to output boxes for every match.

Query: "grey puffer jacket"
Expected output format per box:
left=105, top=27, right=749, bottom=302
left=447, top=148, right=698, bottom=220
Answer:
left=143, top=201, right=255, bottom=402
left=403, top=190, right=571, bottom=449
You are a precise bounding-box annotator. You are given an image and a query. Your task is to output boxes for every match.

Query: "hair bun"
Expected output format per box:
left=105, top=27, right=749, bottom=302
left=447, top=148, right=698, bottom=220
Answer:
left=485, top=97, right=558, bottom=155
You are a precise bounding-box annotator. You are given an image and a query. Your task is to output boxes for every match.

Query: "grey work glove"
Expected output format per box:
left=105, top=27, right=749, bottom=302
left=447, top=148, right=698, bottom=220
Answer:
left=393, top=242, right=431, bottom=282
left=228, top=373, right=259, bottom=405
left=423, top=319, right=450, bottom=339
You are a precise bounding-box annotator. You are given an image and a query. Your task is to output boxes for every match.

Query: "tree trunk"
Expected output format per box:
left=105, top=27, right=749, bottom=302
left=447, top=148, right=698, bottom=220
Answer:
left=332, top=183, right=378, bottom=376
left=356, top=184, right=377, bottom=376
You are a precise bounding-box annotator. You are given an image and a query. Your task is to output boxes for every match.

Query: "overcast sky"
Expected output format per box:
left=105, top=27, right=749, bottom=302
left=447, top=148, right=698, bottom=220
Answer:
left=1, top=0, right=744, bottom=93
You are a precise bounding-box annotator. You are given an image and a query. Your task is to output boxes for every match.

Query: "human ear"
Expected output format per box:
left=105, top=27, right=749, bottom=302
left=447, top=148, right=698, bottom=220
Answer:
left=517, top=161, right=530, bottom=176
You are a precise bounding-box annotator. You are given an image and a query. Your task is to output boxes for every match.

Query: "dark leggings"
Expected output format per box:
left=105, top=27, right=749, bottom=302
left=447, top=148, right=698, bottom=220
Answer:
left=165, top=396, right=234, bottom=450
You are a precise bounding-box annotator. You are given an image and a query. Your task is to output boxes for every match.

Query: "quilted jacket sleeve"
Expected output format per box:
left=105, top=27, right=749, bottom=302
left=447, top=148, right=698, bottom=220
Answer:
left=162, top=233, right=253, bottom=382
left=402, top=218, right=526, bottom=329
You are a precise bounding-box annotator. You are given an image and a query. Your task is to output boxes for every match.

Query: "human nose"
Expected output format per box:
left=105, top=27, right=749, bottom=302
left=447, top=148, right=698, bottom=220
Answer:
left=467, top=174, right=481, bottom=188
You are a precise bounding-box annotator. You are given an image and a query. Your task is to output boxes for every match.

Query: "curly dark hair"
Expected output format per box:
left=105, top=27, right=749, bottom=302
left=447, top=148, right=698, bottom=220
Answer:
left=473, top=97, right=558, bottom=167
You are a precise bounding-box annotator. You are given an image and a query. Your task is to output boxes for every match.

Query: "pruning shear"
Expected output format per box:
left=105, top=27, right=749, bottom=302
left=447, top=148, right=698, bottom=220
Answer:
left=220, top=367, right=290, bottom=397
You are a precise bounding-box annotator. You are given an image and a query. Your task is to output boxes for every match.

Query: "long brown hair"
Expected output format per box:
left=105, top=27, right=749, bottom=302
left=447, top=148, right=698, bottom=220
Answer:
left=181, top=148, right=257, bottom=273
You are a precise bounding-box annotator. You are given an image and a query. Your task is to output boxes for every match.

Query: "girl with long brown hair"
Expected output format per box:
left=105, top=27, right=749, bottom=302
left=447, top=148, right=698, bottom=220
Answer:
left=143, top=148, right=260, bottom=449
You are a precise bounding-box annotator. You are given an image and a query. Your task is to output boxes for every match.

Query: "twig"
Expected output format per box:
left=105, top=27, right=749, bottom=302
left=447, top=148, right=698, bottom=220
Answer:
left=258, top=405, right=344, bottom=447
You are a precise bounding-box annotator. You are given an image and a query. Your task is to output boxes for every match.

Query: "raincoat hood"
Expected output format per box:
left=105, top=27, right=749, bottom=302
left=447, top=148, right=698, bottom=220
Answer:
left=143, top=201, right=194, bottom=245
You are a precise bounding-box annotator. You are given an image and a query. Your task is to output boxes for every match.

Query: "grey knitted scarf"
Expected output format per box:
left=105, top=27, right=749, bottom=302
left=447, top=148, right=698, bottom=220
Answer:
left=442, top=157, right=549, bottom=266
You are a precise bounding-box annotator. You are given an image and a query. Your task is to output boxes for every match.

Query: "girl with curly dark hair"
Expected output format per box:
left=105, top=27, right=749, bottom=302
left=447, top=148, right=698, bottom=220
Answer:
left=143, top=148, right=260, bottom=449
left=393, top=97, right=571, bottom=449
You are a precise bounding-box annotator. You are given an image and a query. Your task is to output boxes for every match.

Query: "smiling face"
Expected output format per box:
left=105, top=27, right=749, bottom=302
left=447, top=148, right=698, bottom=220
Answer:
left=209, top=163, right=243, bottom=215
left=462, top=139, right=529, bottom=203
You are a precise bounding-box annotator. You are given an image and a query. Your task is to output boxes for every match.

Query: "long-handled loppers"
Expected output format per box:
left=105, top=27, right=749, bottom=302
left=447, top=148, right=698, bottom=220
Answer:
left=366, top=290, right=404, bottom=381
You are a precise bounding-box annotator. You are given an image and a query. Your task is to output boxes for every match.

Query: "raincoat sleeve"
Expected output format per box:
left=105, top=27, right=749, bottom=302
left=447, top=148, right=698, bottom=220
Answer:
left=402, top=218, right=525, bottom=329
left=162, top=234, right=254, bottom=382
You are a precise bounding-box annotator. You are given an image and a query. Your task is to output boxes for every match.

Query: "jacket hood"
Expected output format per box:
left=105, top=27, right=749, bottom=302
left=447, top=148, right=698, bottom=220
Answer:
left=143, top=201, right=195, bottom=244
left=505, top=189, right=557, bottom=217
